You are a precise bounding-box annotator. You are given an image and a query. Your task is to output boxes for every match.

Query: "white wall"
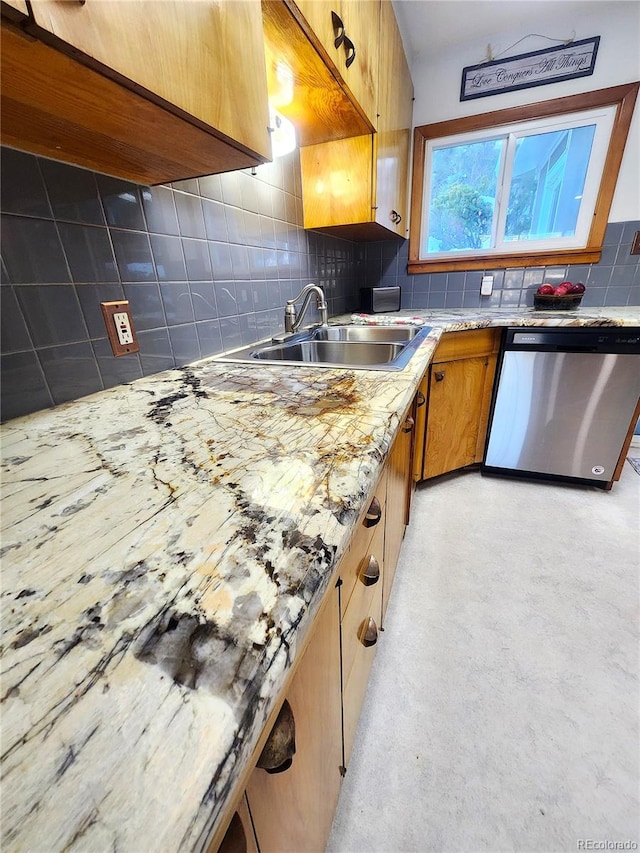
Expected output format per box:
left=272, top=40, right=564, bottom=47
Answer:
left=407, top=2, right=640, bottom=221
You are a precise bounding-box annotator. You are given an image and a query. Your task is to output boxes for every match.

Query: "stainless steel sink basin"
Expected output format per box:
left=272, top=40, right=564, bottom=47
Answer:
left=311, top=326, right=419, bottom=343
left=252, top=340, right=406, bottom=365
left=216, top=324, right=432, bottom=371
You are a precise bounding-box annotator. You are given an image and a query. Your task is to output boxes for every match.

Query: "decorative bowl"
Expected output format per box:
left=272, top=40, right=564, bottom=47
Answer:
left=533, top=293, right=583, bottom=310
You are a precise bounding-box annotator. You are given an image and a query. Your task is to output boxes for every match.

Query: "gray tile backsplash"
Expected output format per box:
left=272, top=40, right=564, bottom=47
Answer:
left=361, top=228, right=640, bottom=312
left=1, top=146, right=358, bottom=421
left=2, top=143, right=638, bottom=422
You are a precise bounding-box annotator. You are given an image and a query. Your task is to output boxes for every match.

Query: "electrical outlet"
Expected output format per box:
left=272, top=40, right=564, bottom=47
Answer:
left=101, top=301, right=139, bottom=356
left=631, top=231, right=640, bottom=255
left=481, top=275, right=493, bottom=296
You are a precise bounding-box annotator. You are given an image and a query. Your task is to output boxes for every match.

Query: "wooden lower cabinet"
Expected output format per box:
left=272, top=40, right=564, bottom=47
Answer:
left=418, top=329, right=500, bottom=481
left=245, top=583, right=342, bottom=853
left=217, top=796, right=259, bottom=853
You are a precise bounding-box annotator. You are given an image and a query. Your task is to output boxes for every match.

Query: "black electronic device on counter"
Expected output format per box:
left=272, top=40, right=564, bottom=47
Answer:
left=360, top=286, right=401, bottom=313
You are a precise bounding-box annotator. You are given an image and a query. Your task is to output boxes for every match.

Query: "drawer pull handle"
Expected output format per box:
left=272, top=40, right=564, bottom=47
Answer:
left=364, top=496, right=381, bottom=527
left=257, top=699, right=296, bottom=774
left=359, top=555, right=380, bottom=586
left=434, top=370, right=446, bottom=382
left=416, top=391, right=426, bottom=408
left=358, top=617, right=378, bottom=647
left=331, top=10, right=345, bottom=48
left=402, top=416, right=415, bottom=433
left=344, top=35, right=356, bottom=68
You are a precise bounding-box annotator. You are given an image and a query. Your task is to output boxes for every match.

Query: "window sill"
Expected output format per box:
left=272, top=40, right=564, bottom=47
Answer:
left=407, top=247, right=602, bottom=274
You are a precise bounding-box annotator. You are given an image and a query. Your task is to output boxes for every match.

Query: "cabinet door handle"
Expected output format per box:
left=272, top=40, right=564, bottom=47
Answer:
left=358, top=617, right=378, bottom=647
left=344, top=34, right=356, bottom=67
left=434, top=370, right=446, bottom=382
left=390, top=210, right=402, bottom=224
left=402, top=416, right=415, bottom=433
left=256, top=699, right=296, bottom=774
left=416, top=391, right=426, bottom=408
left=359, top=554, right=380, bottom=586
left=363, top=496, right=382, bottom=527
left=331, top=10, right=345, bottom=48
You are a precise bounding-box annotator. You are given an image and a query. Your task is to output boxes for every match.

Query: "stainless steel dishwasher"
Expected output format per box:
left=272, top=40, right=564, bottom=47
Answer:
left=483, top=327, right=640, bottom=487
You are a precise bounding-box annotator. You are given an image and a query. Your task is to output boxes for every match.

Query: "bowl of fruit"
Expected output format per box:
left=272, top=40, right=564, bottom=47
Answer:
left=533, top=281, right=585, bottom=309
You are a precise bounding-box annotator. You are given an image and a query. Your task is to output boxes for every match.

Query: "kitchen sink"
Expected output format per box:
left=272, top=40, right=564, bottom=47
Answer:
left=216, top=324, right=432, bottom=371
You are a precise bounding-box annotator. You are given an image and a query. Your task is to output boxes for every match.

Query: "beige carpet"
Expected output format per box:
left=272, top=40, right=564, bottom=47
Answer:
left=327, top=461, right=640, bottom=853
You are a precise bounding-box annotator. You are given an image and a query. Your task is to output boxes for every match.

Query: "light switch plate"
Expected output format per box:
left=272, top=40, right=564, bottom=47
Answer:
left=481, top=275, right=493, bottom=296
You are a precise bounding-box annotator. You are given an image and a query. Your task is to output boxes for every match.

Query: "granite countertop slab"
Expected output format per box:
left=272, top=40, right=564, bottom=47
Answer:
left=1, top=307, right=638, bottom=852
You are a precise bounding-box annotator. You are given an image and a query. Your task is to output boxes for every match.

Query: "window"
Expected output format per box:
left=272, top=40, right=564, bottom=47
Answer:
left=408, top=83, right=639, bottom=273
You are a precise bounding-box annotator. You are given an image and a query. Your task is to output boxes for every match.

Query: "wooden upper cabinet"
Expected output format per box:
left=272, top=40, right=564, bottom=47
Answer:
left=298, top=0, right=414, bottom=240
left=1, top=0, right=29, bottom=21
left=1, top=0, right=271, bottom=184
left=292, top=0, right=379, bottom=128
left=374, top=0, right=413, bottom=238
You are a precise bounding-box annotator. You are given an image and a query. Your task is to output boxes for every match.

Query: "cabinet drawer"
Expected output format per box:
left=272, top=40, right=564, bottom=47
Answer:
left=342, top=573, right=383, bottom=764
left=341, top=520, right=384, bottom=688
left=432, top=329, right=500, bottom=363
left=340, top=469, right=386, bottom=610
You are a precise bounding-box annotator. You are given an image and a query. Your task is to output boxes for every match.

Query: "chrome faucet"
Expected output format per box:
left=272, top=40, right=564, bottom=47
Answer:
left=284, top=284, right=328, bottom=333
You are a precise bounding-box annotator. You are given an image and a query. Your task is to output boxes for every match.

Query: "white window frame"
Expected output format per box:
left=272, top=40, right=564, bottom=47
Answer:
left=408, top=83, right=639, bottom=274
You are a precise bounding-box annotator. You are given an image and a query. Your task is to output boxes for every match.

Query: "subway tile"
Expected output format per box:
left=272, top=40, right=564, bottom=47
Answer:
left=1, top=149, right=51, bottom=218
left=174, top=192, right=206, bottom=239
left=412, top=274, right=430, bottom=294
left=1, top=286, right=32, bottom=353
left=198, top=174, right=223, bottom=202
left=111, top=230, right=155, bottom=281
left=202, top=199, right=228, bottom=242
left=92, top=338, right=143, bottom=389
left=239, top=174, right=260, bottom=214
left=503, top=269, right=524, bottom=289
left=160, top=282, right=194, bottom=325
left=271, top=189, right=287, bottom=222
left=565, top=265, right=591, bottom=285
left=542, top=266, right=567, bottom=285
left=38, top=342, right=103, bottom=404
left=413, top=290, right=432, bottom=308
left=15, top=284, right=88, bottom=347
left=58, top=222, right=118, bottom=282
left=248, top=246, right=265, bottom=280
left=39, top=159, right=104, bottom=225
left=622, top=221, right=640, bottom=243
left=588, top=266, right=612, bottom=287
left=444, top=291, right=464, bottom=308
left=1, top=215, right=70, bottom=283
left=214, top=281, right=238, bottom=317
left=238, top=312, right=258, bottom=345
left=274, top=220, right=293, bottom=252
left=220, top=171, right=242, bottom=208
left=235, top=280, right=253, bottom=315
left=141, top=186, right=179, bottom=235
left=171, top=178, right=199, bottom=195
left=196, top=319, right=223, bottom=357
left=400, top=287, right=412, bottom=309
left=446, top=272, right=465, bottom=292
left=189, top=282, right=218, bottom=321
left=603, top=222, right=624, bottom=245
left=430, top=273, right=447, bottom=292
left=76, top=282, right=125, bottom=338
left=150, top=233, right=187, bottom=281
left=523, top=268, right=545, bottom=288
left=182, top=238, right=212, bottom=281
left=615, top=243, right=639, bottom=266
left=122, top=282, right=166, bottom=331
left=581, top=286, right=607, bottom=307
left=1, top=351, right=53, bottom=422
left=168, top=324, right=201, bottom=366
left=229, top=244, right=250, bottom=279
left=608, top=265, right=636, bottom=287
left=137, top=328, right=174, bottom=375
left=462, top=290, right=481, bottom=308
left=244, top=211, right=262, bottom=246
left=224, top=206, right=245, bottom=244
left=605, top=285, right=631, bottom=305
left=97, top=175, right=146, bottom=230
left=264, top=249, right=279, bottom=280
left=598, top=243, right=618, bottom=266
left=500, top=289, right=520, bottom=306
left=219, top=315, right=243, bottom=351
left=209, top=242, right=234, bottom=281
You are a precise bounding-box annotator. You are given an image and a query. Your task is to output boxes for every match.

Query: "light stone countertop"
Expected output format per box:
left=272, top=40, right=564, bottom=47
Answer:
left=1, top=307, right=638, bottom=852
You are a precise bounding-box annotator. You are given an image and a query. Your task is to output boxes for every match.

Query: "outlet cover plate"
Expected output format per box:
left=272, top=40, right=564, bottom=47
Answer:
left=101, top=301, right=140, bottom=356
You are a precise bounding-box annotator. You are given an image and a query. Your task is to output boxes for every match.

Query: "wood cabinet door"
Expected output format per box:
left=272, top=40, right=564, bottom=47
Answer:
left=374, top=0, right=414, bottom=237
left=2, top=0, right=29, bottom=20
left=28, top=0, right=271, bottom=160
left=245, top=584, right=342, bottom=853
left=382, top=412, right=414, bottom=621
left=412, top=373, right=429, bottom=485
left=423, top=356, right=495, bottom=479
left=293, top=0, right=379, bottom=127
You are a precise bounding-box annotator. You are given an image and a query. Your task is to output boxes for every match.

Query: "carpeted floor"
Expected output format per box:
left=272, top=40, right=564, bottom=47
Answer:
left=327, top=459, right=640, bottom=853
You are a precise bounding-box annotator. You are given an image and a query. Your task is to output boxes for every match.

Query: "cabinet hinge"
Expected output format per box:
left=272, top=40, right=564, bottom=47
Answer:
left=339, top=765, right=347, bottom=777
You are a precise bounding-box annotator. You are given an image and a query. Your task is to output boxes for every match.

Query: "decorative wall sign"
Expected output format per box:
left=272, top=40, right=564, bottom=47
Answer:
left=460, top=36, right=600, bottom=101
